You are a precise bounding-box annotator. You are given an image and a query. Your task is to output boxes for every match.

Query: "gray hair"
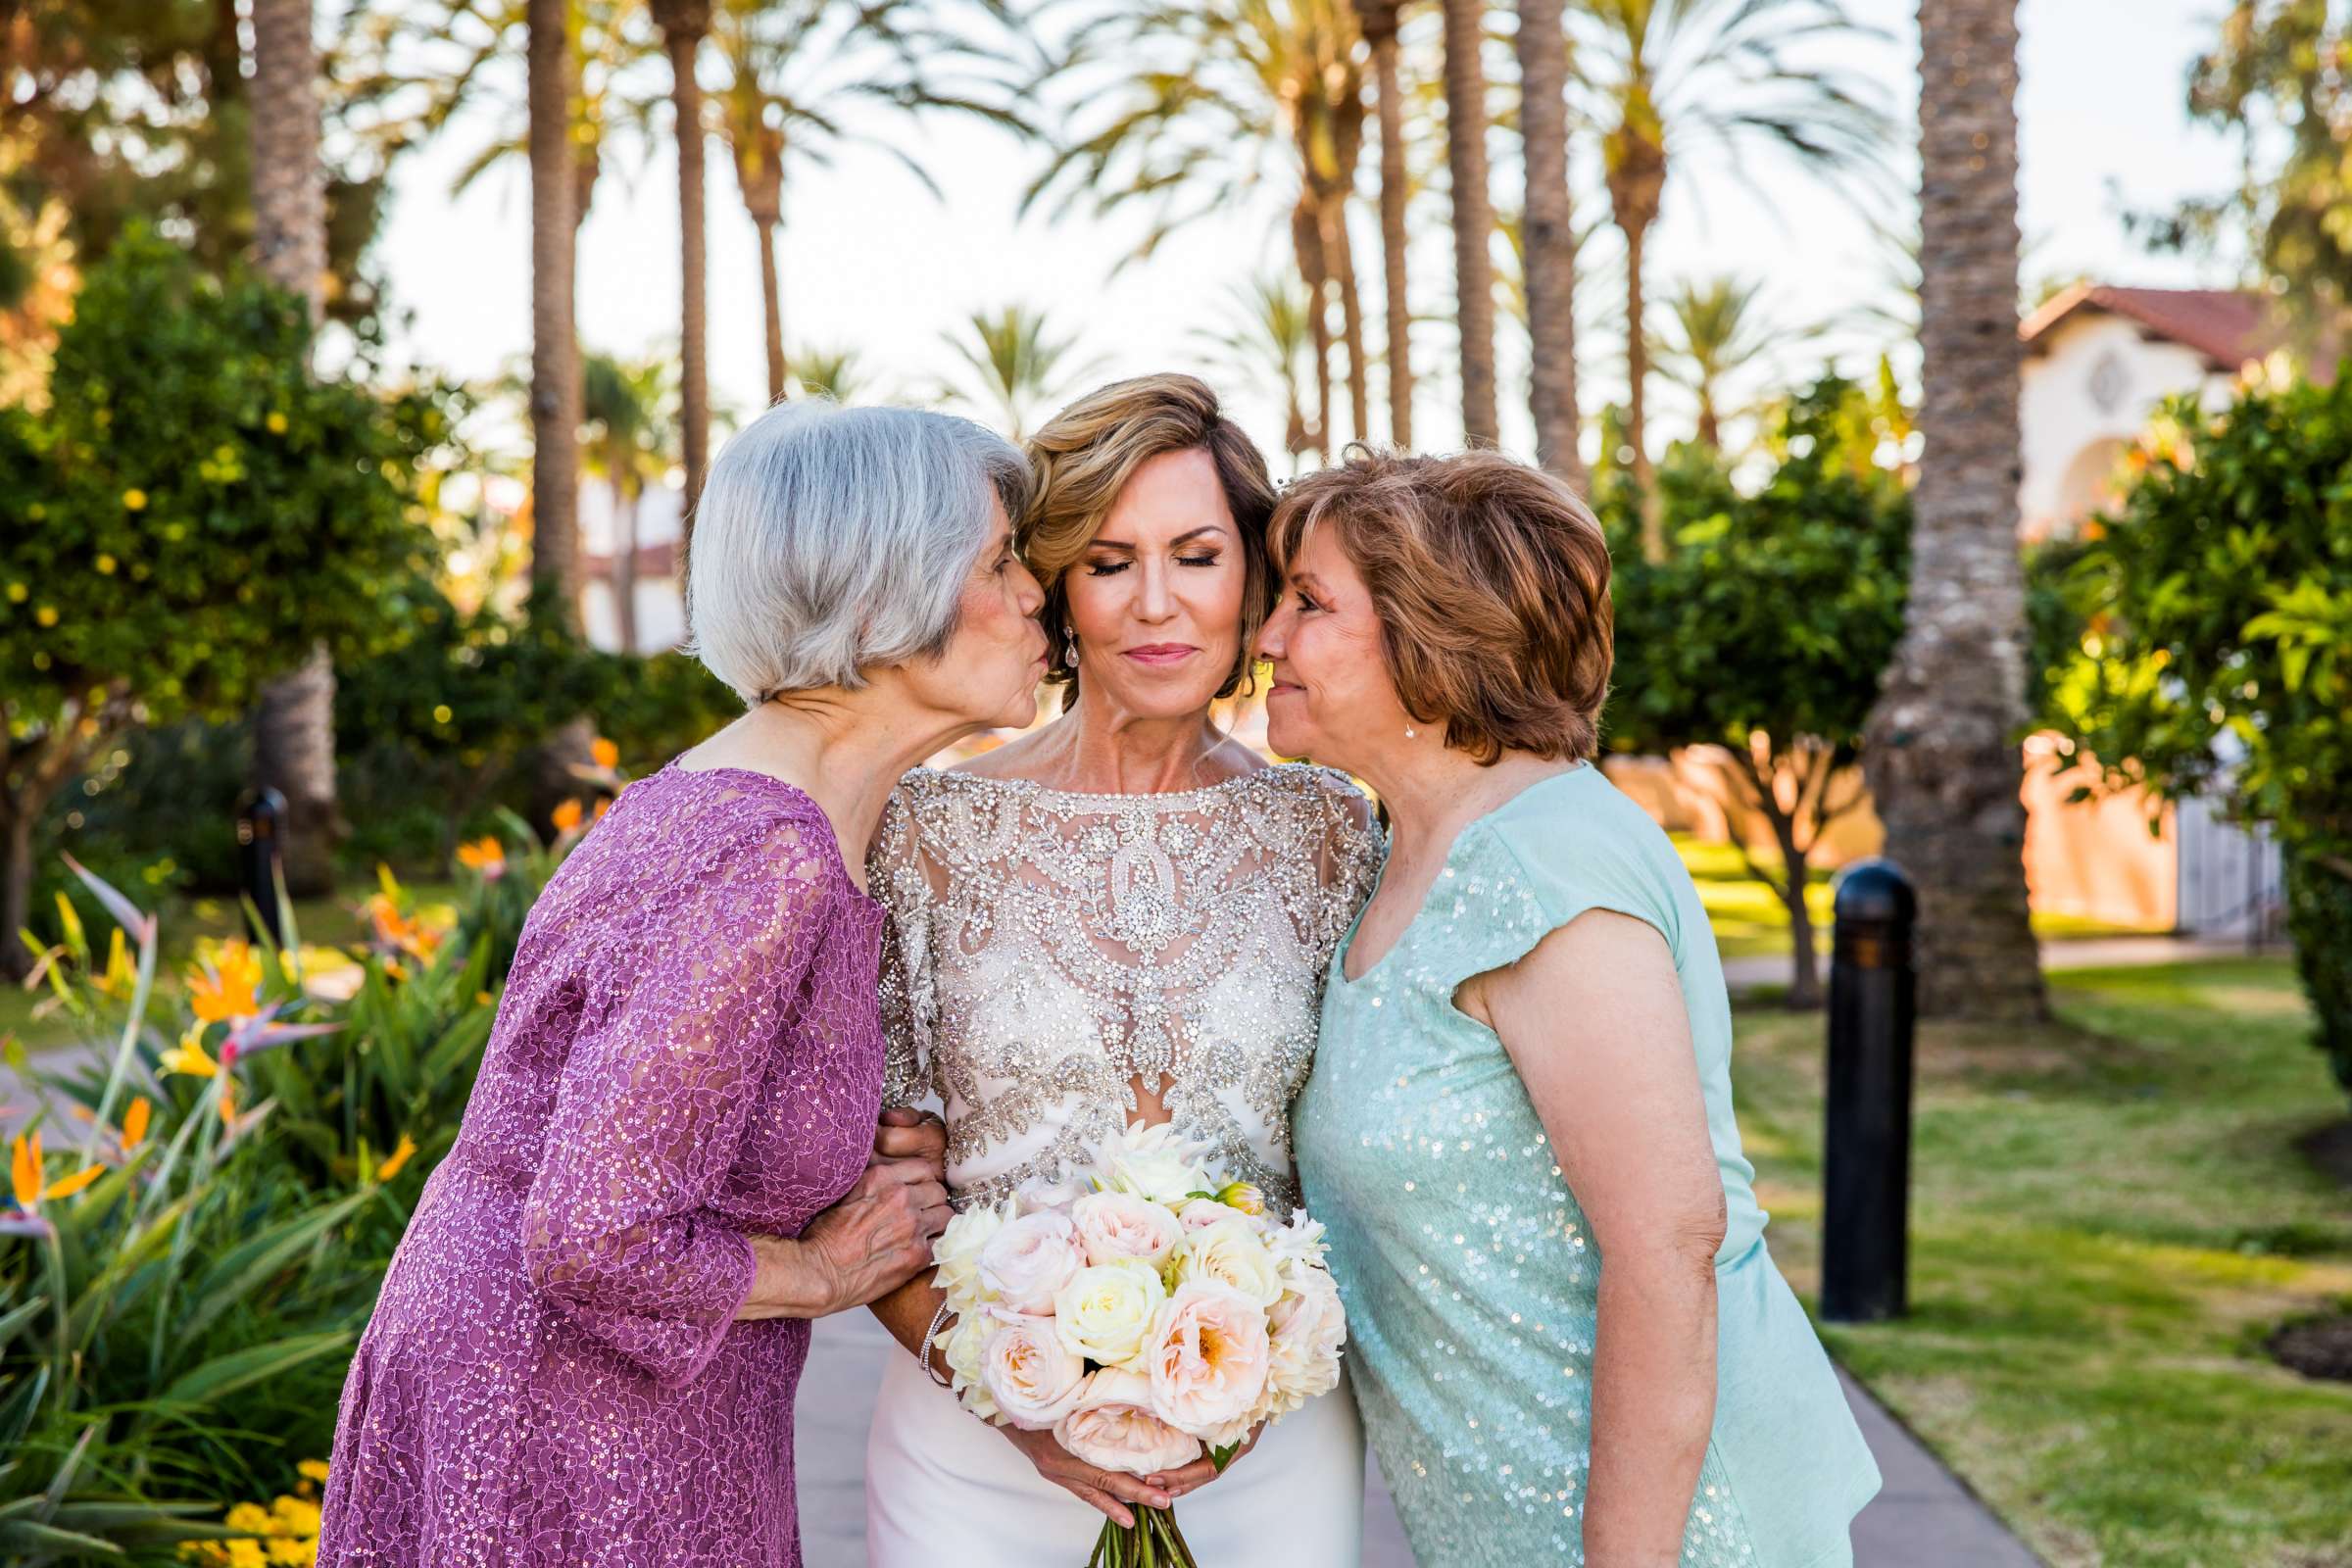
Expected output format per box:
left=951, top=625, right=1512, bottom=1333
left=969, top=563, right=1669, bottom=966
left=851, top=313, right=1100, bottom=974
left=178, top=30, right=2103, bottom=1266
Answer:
left=686, top=400, right=1032, bottom=703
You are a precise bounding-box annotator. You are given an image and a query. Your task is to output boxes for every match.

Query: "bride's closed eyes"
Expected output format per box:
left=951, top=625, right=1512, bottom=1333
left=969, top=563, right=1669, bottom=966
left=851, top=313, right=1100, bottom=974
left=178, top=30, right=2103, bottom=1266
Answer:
left=1083, top=551, right=1223, bottom=577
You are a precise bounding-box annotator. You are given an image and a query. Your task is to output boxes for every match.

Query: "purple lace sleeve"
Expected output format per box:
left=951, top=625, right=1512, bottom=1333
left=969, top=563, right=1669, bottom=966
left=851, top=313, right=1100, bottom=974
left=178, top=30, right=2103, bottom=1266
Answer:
left=520, top=820, right=828, bottom=1385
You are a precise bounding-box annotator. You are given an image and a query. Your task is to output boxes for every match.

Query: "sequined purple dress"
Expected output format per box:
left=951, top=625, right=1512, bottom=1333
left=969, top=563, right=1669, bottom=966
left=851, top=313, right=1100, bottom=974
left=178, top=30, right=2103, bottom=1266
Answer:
left=318, top=763, right=887, bottom=1568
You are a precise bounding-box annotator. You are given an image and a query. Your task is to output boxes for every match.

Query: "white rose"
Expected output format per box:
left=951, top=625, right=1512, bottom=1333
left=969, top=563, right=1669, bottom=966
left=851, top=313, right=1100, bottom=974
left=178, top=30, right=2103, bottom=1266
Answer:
left=977, top=1210, right=1086, bottom=1316
left=943, top=1310, right=1000, bottom=1423
left=1266, top=1210, right=1331, bottom=1269
left=1103, top=1121, right=1211, bottom=1207
left=1053, top=1261, right=1167, bottom=1370
left=1262, top=1268, right=1348, bottom=1415
left=1072, top=1191, right=1185, bottom=1269
left=1172, top=1218, right=1285, bottom=1307
left=979, top=1316, right=1089, bottom=1431
left=933, top=1200, right=1012, bottom=1312
left=1053, top=1368, right=1202, bottom=1477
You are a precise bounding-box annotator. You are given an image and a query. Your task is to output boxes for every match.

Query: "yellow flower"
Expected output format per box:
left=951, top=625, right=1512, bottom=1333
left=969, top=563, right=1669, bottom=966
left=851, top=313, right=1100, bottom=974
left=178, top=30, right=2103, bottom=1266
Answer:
left=296, top=1459, right=331, bottom=1486
left=122, top=1096, right=152, bottom=1152
left=122, top=488, right=148, bottom=511
left=94, top=926, right=136, bottom=1000
left=225, top=1540, right=268, bottom=1568
left=1214, top=1180, right=1266, bottom=1217
left=552, top=798, right=584, bottom=833
left=96, top=553, right=118, bottom=574
left=269, top=1494, right=321, bottom=1534
left=377, top=1133, right=417, bottom=1182
left=34, top=605, right=57, bottom=627
left=266, top=1541, right=311, bottom=1566
left=590, top=736, right=619, bottom=770
left=188, top=941, right=264, bottom=1024
left=159, top=1028, right=219, bottom=1079
left=4, top=581, right=24, bottom=603
left=266, top=411, right=289, bottom=434
left=454, top=837, right=506, bottom=877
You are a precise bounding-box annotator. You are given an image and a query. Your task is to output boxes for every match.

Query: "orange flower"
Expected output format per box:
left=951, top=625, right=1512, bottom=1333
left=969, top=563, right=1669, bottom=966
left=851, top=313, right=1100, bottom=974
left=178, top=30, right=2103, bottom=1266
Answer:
left=593, top=798, right=612, bottom=822
left=121, top=1097, right=152, bottom=1152
left=219, top=1077, right=238, bottom=1127
left=188, top=942, right=264, bottom=1025
left=590, top=737, right=619, bottom=770
left=159, top=1028, right=219, bottom=1079
left=366, top=895, right=444, bottom=964
left=9, top=1131, right=104, bottom=1209
left=377, top=1133, right=418, bottom=1181
left=552, top=799, right=584, bottom=834
left=455, top=837, right=506, bottom=879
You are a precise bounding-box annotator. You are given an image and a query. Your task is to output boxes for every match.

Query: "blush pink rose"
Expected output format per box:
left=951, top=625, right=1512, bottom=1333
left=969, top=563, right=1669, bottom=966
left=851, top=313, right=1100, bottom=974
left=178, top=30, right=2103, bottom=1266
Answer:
left=1146, top=1283, right=1272, bottom=1439
left=1072, top=1191, right=1185, bottom=1268
left=977, top=1210, right=1086, bottom=1316
left=979, top=1316, right=1088, bottom=1431
left=1053, top=1369, right=1203, bottom=1476
left=1262, top=1268, right=1348, bottom=1415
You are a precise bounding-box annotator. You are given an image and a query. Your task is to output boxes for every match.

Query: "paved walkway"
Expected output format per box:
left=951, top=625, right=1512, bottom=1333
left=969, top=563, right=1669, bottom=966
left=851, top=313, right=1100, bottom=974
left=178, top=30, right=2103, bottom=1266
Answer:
left=793, top=1312, right=2039, bottom=1566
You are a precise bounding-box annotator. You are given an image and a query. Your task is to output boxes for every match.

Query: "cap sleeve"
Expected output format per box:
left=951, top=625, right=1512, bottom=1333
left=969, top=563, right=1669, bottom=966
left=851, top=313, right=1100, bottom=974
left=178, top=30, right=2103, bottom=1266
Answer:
left=1430, top=809, right=1685, bottom=991
left=869, top=783, right=943, bottom=1112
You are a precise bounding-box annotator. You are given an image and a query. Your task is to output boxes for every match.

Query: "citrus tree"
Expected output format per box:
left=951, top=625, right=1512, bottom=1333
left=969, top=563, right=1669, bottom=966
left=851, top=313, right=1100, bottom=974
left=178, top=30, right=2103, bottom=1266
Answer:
left=1605, top=378, right=1913, bottom=1005
left=1, top=230, right=448, bottom=974
left=2045, top=376, right=2352, bottom=1097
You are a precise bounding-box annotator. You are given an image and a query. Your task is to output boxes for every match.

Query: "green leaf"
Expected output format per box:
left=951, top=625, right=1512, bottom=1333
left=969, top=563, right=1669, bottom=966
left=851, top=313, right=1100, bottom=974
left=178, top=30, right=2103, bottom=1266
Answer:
left=148, top=1330, right=352, bottom=1413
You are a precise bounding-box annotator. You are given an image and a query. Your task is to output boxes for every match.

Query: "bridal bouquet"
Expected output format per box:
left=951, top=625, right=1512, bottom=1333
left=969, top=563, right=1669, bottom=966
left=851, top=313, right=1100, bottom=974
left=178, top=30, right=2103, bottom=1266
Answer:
left=930, top=1122, right=1349, bottom=1567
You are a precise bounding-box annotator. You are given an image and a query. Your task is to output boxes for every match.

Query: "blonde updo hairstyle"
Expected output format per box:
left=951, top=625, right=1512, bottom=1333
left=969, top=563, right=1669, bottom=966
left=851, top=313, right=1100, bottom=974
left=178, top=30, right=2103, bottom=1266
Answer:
left=1020, top=373, right=1279, bottom=701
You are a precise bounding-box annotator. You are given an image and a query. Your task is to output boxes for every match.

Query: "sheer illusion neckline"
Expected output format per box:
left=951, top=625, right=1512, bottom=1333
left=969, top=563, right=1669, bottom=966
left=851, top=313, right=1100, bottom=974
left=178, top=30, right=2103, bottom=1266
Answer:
left=658, top=759, right=882, bottom=908
left=904, top=762, right=1296, bottom=810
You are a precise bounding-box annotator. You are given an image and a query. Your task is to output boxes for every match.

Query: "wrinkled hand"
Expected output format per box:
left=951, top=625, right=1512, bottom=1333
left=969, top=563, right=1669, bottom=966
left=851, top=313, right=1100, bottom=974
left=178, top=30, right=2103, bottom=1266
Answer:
left=791, top=1156, right=950, bottom=1315
left=1145, top=1421, right=1265, bottom=1500
left=994, top=1424, right=1174, bottom=1529
left=873, top=1107, right=947, bottom=1179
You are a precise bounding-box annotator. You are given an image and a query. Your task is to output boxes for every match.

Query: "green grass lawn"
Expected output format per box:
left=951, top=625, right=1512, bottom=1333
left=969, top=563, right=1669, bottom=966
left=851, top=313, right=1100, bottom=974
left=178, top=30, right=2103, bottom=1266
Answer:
left=1733, top=958, right=2352, bottom=1568
left=1674, top=835, right=2170, bottom=959
left=4, top=880, right=461, bottom=1054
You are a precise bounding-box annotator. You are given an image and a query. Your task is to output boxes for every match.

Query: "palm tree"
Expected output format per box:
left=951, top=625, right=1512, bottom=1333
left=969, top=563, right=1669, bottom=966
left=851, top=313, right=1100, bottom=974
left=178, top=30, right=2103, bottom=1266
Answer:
left=651, top=0, right=713, bottom=519
left=1571, top=0, right=1884, bottom=553
left=939, top=304, right=1090, bottom=441
left=1518, top=0, right=1583, bottom=481
left=1197, top=270, right=1320, bottom=466
left=1860, top=0, right=2045, bottom=1021
left=1442, top=0, right=1498, bottom=445
left=712, top=0, right=1028, bottom=407
left=1026, top=0, right=1372, bottom=449
left=247, top=0, right=344, bottom=898
left=582, top=351, right=676, bottom=655
left=528, top=0, right=583, bottom=634
left=1355, top=0, right=1412, bottom=446
left=1653, top=274, right=1776, bottom=451
left=789, top=343, right=868, bottom=401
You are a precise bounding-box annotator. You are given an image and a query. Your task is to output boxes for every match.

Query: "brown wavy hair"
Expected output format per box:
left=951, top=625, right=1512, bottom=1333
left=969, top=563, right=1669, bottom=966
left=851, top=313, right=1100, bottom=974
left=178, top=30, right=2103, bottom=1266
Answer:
left=1021, top=373, right=1278, bottom=700
left=1267, top=448, right=1613, bottom=763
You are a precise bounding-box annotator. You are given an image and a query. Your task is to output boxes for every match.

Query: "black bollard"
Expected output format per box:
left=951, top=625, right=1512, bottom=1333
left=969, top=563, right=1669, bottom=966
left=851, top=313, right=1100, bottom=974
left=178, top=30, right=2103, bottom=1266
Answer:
left=1821, top=858, right=1917, bottom=1323
left=235, top=787, right=288, bottom=948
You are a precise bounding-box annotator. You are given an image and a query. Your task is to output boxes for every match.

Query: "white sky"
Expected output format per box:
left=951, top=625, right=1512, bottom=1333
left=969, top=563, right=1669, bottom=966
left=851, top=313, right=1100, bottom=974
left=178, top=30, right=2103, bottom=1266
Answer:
left=363, top=0, right=2250, bottom=469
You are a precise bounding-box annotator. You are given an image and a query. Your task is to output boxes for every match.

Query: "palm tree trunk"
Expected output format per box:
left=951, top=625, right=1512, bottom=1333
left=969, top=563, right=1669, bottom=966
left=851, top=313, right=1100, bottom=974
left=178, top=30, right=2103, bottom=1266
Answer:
left=612, top=485, right=640, bottom=655
left=758, top=216, right=786, bottom=403
left=530, top=0, right=582, bottom=635
left=1442, top=0, right=1499, bottom=447
left=1623, top=210, right=1662, bottom=555
left=1294, top=196, right=1334, bottom=459
left=1366, top=14, right=1412, bottom=447
left=247, top=0, right=340, bottom=896
left=1860, top=0, right=2046, bottom=1022
left=1518, top=0, right=1584, bottom=486
left=658, top=1, right=714, bottom=526
left=1326, top=197, right=1371, bottom=445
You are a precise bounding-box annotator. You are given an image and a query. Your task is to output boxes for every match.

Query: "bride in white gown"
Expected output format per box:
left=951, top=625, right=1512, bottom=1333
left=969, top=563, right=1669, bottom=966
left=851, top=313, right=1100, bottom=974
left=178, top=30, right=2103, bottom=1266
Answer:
left=860, top=375, right=1384, bottom=1568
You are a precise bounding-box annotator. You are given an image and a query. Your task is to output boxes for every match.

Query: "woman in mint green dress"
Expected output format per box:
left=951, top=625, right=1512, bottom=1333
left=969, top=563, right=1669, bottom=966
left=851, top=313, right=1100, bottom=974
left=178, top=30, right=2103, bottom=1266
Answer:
left=1256, top=450, right=1880, bottom=1568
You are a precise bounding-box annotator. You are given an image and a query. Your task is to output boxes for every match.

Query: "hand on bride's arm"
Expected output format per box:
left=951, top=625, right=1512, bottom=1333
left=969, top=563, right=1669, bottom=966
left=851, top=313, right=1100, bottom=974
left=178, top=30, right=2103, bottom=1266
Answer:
left=734, top=1155, right=951, bottom=1320
left=994, top=1424, right=1175, bottom=1529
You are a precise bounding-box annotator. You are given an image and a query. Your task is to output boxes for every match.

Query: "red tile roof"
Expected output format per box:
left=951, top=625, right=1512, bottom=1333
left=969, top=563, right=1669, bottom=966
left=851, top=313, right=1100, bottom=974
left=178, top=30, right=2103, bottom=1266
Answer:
left=2020, top=284, right=2283, bottom=368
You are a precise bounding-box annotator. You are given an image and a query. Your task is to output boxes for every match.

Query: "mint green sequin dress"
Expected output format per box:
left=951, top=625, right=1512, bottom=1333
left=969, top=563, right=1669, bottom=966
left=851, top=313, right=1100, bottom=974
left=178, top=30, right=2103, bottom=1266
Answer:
left=1295, top=766, right=1880, bottom=1568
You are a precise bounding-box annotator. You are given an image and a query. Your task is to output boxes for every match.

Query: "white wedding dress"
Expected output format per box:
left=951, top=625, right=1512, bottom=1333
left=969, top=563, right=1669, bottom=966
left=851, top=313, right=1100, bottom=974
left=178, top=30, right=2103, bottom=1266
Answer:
left=862, top=763, right=1384, bottom=1568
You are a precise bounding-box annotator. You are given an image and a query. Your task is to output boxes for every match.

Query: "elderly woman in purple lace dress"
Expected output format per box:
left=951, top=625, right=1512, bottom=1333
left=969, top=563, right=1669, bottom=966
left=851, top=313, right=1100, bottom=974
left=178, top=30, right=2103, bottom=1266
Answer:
left=317, top=402, right=1051, bottom=1568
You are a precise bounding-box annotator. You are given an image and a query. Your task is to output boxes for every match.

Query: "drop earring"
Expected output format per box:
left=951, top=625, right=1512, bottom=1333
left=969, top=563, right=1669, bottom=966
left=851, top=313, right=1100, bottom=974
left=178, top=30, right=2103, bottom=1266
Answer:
left=1404, top=723, right=1417, bottom=739
left=1063, top=629, right=1079, bottom=669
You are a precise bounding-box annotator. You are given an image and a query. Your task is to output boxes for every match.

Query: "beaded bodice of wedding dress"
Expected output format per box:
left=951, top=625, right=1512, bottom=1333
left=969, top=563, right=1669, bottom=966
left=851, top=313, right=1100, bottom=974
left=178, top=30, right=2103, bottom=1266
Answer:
left=871, top=761, right=1383, bottom=1215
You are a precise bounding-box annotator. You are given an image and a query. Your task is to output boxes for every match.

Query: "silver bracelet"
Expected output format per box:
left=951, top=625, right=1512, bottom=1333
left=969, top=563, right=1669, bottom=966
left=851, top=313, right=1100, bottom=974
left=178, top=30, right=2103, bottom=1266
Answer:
left=916, top=1298, right=955, bottom=1389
